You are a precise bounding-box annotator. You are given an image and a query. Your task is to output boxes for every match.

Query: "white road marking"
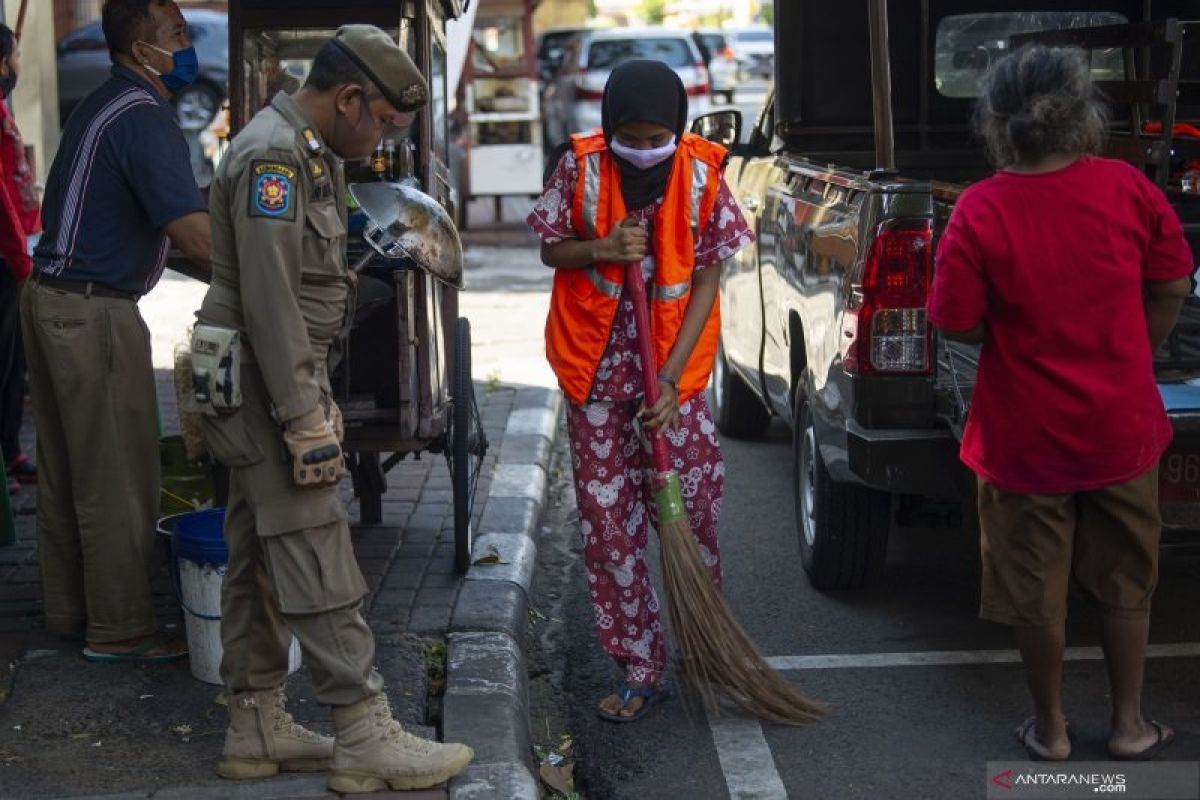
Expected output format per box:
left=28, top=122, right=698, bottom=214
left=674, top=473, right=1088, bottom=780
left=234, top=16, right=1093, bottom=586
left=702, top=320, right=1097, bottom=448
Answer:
left=707, top=710, right=789, bottom=800
left=707, top=643, right=1200, bottom=797
left=765, top=642, right=1200, bottom=671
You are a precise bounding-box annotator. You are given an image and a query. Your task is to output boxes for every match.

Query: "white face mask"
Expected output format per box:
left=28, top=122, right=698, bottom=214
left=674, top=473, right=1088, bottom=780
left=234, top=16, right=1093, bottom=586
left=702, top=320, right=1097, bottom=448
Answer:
left=610, top=136, right=677, bottom=170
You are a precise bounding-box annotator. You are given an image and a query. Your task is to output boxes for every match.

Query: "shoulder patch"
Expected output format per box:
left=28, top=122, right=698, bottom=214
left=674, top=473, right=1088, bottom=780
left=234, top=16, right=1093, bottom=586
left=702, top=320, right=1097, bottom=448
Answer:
left=249, top=160, right=297, bottom=220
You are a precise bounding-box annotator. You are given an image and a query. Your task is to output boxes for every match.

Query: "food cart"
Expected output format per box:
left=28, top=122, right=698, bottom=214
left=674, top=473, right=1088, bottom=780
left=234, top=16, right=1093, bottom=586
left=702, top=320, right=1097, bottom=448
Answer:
left=226, top=0, right=487, bottom=572
left=461, top=0, right=541, bottom=225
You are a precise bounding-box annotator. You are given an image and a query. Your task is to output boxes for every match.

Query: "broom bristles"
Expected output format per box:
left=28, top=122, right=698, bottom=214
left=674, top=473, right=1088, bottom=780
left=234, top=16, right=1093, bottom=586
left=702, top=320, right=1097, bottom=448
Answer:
left=658, top=514, right=828, bottom=726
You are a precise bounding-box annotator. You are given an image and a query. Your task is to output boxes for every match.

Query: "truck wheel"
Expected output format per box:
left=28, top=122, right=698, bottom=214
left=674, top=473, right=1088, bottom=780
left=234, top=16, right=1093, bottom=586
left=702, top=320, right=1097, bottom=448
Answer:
left=794, top=399, right=890, bottom=589
left=711, top=338, right=770, bottom=439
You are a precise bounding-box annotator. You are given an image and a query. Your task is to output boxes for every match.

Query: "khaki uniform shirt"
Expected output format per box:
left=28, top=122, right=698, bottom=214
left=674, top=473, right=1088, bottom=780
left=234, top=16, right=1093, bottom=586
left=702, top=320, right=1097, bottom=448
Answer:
left=198, top=92, right=349, bottom=425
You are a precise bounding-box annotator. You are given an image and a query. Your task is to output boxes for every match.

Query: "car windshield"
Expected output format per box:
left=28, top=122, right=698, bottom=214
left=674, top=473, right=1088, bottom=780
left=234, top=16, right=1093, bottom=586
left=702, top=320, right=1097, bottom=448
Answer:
left=737, top=30, right=772, bottom=42
left=539, top=31, right=578, bottom=60
left=699, top=33, right=726, bottom=52
left=588, top=38, right=693, bottom=69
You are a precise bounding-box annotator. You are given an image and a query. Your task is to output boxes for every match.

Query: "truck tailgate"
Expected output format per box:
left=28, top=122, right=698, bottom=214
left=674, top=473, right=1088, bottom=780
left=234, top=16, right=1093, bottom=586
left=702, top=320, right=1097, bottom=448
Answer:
left=1160, top=382, right=1200, bottom=506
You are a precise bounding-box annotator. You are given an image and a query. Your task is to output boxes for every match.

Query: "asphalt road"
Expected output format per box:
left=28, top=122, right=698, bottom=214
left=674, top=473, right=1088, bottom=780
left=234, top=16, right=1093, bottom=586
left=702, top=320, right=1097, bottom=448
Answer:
left=528, top=418, right=1200, bottom=800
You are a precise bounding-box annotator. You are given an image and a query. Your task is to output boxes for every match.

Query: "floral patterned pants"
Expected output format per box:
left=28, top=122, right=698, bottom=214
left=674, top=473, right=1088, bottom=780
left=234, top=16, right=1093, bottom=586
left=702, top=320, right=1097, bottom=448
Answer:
left=565, top=394, right=725, bottom=686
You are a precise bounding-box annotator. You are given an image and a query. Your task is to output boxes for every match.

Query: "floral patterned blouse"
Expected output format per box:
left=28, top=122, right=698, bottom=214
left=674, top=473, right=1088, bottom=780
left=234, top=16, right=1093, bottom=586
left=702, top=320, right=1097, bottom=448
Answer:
left=527, top=152, right=755, bottom=403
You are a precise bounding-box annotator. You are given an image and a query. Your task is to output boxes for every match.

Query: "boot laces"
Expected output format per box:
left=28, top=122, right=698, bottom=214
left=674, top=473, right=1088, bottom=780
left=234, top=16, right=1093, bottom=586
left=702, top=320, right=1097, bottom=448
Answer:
left=370, top=694, right=437, bottom=755
left=270, top=689, right=326, bottom=743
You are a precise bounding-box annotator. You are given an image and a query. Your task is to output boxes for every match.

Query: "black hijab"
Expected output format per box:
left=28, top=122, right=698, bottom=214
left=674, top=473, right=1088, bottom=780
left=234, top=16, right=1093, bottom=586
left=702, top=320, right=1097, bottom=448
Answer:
left=601, top=60, right=688, bottom=211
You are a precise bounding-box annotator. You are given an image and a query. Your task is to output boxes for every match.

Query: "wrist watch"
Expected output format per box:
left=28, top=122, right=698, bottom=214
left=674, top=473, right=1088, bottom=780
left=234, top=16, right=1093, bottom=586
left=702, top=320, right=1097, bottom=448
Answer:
left=657, top=372, right=678, bottom=391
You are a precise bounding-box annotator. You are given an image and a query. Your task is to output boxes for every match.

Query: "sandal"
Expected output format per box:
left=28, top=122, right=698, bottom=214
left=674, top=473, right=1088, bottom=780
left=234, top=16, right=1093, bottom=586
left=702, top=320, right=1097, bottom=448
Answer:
left=597, top=682, right=669, bottom=724
left=1015, top=717, right=1071, bottom=762
left=82, top=635, right=188, bottom=664
left=1108, top=720, right=1176, bottom=762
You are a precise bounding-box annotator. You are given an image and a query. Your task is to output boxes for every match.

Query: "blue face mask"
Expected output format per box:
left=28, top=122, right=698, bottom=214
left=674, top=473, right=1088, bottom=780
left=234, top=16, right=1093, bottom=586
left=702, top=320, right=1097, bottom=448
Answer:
left=143, top=43, right=199, bottom=93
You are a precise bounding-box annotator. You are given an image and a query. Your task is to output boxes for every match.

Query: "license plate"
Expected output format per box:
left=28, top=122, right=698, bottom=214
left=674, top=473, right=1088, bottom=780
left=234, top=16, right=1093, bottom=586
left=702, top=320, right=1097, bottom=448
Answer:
left=1159, top=449, right=1200, bottom=504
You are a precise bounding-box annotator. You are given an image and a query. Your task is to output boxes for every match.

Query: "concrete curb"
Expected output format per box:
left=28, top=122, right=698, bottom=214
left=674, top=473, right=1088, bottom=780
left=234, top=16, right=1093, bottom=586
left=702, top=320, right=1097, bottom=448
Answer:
left=445, top=386, right=561, bottom=800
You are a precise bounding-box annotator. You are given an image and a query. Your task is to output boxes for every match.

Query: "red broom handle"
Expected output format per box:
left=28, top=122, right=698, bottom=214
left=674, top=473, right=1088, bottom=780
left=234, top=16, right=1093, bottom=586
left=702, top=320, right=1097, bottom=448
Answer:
left=624, top=259, right=673, bottom=475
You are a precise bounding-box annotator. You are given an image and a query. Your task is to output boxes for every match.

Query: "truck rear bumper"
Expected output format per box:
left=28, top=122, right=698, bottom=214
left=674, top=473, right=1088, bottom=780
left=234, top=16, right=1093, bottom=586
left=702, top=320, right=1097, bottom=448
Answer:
left=844, top=420, right=971, bottom=498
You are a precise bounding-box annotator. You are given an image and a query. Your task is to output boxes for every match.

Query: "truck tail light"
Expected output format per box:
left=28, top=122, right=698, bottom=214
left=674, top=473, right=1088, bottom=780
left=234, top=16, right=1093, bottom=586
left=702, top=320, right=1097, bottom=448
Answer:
left=844, top=221, right=933, bottom=375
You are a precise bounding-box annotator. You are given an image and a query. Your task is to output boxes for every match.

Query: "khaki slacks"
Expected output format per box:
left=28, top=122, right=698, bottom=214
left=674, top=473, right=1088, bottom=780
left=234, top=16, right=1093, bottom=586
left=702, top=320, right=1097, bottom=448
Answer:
left=20, top=282, right=160, bottom=642
left=209, top=364, right=382, bottom=706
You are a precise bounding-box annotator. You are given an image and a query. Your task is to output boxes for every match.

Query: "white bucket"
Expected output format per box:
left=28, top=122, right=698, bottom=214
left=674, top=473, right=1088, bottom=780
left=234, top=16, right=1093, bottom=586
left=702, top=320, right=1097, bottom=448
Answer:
left=177, top=557, right=302, bottom=685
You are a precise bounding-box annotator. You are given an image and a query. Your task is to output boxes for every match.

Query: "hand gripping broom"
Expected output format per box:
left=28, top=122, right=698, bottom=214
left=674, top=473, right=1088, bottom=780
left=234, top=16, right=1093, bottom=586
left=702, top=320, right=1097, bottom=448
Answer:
left=624, top=258, right=825, bottom=725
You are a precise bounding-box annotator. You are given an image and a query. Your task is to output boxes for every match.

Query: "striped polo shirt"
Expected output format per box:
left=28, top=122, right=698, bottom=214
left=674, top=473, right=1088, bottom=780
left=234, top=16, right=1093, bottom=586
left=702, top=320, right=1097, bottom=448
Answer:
left=34, top=65, right=206, bottom=294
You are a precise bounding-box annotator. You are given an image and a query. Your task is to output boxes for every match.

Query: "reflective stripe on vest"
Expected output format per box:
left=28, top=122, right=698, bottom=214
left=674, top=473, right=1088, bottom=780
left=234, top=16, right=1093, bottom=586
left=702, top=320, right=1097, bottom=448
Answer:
left=690, top=160, right=709, bottom=237
left=652, top=280, right=691, bottom=300
left=587, top=267, right=690, bottom=301
left=585, top=266, right=622, bottom=299
left=580, top=153, right=602, bottom=239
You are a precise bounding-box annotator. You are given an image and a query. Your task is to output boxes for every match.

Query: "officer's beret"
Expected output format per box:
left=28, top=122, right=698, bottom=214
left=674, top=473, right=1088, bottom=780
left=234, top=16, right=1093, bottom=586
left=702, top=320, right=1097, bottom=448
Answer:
left=331, top=24, right=429, bottom=112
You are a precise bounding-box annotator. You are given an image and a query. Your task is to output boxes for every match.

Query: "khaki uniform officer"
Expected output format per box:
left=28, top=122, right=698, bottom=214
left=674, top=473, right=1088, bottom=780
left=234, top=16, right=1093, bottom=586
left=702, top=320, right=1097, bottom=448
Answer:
left=195, top=25, right=472, bottom=793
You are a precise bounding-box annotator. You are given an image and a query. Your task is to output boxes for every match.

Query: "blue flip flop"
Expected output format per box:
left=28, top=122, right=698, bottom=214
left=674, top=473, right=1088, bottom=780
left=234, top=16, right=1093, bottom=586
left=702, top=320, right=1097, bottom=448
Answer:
left=597, top=682, right=669, bottom=723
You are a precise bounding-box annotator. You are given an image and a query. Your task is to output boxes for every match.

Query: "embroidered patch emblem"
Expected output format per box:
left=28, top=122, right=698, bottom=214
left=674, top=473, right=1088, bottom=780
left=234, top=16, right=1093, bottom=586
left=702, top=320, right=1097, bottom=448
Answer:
left=400, top=83, right=426, bottom=107
left=309, top=159, right=325, bottom=179
left=249, top=161, right=297, bottom=220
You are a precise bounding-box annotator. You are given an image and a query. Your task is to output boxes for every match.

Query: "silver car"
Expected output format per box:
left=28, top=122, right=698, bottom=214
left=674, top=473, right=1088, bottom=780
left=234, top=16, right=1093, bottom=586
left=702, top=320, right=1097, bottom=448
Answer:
left=542, top=29, right=711, bottom=148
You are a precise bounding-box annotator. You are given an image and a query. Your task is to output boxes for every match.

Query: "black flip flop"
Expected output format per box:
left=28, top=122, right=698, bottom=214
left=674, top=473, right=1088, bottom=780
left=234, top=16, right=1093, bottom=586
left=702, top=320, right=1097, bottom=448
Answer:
left=1015, top=717, right=1071, bottom=762
left=1108, top=720, right=1176, bottom=762
left=597, top=683, right=669, bottom=724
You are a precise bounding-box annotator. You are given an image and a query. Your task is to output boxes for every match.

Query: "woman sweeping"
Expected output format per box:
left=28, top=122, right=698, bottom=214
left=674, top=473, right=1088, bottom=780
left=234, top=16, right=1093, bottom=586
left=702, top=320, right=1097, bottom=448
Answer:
left=527, top=60, right=754, bottom=722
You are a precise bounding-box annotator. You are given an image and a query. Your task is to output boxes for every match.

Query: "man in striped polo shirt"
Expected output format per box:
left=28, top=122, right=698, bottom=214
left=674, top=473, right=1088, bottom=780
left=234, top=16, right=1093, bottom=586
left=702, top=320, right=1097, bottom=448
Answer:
left=21, top=0, right=210, bottom=662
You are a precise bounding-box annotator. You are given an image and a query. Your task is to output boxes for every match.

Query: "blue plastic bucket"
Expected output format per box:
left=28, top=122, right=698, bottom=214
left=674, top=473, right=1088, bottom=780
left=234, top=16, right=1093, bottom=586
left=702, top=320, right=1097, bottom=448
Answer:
left=173, top=508, right=228, bottom=565
left=158, top=507, right=301, bottom=684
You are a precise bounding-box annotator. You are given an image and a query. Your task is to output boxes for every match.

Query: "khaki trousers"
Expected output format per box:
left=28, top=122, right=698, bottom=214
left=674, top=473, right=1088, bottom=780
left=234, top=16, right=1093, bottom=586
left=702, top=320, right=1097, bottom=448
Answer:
left=211, top=365, right=382, bottom=707
left=20, top=282, right=160, bottom=642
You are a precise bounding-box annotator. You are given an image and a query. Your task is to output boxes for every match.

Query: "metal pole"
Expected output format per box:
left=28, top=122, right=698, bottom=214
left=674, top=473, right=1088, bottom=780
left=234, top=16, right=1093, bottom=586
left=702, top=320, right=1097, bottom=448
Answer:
left=868, top=0, right=895, bottom=171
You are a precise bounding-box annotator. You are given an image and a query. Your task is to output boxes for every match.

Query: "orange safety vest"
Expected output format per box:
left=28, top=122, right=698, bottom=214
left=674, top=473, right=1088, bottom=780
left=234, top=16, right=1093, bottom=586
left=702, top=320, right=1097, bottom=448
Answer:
left=545, top=130, right=726, bottom=405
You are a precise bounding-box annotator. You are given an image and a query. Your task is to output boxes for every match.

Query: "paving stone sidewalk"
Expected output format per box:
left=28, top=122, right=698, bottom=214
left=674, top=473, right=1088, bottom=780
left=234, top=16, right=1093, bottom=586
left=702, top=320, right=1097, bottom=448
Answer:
left=0, top=370, right=517, bottom=799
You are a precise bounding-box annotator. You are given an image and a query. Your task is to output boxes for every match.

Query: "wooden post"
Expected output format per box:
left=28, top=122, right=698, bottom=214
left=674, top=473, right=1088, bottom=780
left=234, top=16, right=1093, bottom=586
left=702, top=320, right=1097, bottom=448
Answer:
left=868, top=0, right=896, bottom=171
left=14, top=0, right=29, bottom=40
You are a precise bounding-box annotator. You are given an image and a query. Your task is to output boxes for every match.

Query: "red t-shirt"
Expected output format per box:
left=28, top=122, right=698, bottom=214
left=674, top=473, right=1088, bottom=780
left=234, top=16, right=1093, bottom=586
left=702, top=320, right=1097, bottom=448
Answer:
left=928, top=156, right=1195, bottom=493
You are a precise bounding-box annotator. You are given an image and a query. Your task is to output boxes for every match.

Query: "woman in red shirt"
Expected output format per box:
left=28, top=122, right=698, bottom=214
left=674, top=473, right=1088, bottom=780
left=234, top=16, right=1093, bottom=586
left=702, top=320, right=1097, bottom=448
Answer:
left=0, top=23, right=38, bottom=491
left=929, top=46, right=1193, bottom=762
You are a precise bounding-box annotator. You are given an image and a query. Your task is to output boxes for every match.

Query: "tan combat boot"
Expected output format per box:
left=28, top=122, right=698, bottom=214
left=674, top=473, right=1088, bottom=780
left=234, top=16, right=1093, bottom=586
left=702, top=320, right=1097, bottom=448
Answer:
left=217, top=687, right=334, bottom=779
left=328, top=693, right=474, bottom=793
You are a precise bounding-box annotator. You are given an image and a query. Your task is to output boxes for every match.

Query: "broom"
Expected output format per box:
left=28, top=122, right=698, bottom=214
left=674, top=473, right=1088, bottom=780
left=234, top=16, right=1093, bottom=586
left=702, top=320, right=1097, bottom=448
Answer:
left=624, top=257, right=826, bottom=726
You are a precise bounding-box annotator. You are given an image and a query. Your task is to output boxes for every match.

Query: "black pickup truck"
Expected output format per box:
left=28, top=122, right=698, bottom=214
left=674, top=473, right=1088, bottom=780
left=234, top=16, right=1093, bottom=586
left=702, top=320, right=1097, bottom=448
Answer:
left=692, top=0, right=1200, bottom=589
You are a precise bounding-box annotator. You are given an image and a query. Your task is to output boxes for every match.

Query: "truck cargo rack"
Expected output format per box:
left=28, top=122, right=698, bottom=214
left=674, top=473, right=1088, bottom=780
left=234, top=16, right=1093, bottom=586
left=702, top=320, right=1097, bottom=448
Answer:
left=1010, top=18, right=1196, bottom=190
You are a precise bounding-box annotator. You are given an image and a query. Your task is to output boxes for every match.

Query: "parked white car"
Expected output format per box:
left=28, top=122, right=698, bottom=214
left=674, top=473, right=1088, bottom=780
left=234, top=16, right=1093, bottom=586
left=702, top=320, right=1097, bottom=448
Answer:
left=693, top=28, right=738, bottom=104
left=543, top=29, right=711, bottom=146
left=730, top=25, right=774, bottom=79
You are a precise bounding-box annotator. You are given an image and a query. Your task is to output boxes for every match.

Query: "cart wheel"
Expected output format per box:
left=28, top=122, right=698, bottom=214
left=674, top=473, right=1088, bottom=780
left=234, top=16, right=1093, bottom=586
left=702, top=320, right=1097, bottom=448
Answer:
left=449, top=317, right=487, bottom=572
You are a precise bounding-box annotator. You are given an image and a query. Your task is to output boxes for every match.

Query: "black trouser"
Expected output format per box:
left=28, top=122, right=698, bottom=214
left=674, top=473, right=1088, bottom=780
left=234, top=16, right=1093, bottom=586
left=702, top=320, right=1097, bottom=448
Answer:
left=0, top=263, right=26, bottom=464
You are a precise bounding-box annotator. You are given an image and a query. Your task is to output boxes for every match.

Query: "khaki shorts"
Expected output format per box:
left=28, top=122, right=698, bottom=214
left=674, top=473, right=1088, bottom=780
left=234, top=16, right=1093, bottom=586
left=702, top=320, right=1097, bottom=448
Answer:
left=977, top=468, right=1161, bottom=627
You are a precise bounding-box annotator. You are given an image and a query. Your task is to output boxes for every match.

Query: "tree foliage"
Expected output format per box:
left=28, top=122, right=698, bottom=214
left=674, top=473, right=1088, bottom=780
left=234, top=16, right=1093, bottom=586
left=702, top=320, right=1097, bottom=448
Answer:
left=636, top=0, right=667, bottom=24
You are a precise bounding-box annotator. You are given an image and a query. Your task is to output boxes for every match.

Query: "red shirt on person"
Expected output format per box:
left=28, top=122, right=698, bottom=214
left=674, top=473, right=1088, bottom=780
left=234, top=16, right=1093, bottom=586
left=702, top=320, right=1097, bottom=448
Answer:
left=0, top=99, right=32, bottom=280
left=928, top=156, right=1195, bottom=494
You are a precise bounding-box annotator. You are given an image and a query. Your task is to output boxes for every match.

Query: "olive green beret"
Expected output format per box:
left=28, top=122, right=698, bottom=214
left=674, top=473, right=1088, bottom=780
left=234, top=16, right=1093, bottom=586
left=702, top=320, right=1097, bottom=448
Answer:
left=332, top=24, right=429, bottom=111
